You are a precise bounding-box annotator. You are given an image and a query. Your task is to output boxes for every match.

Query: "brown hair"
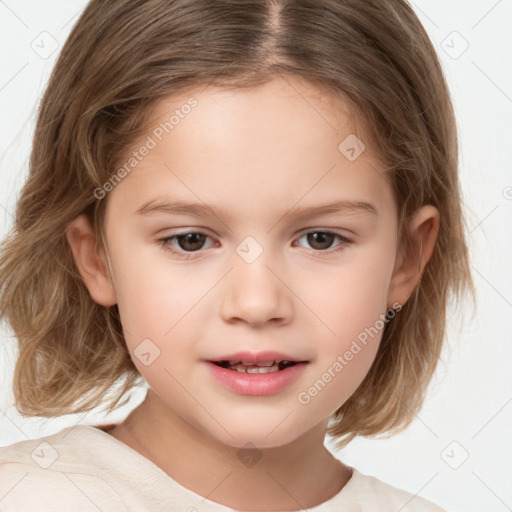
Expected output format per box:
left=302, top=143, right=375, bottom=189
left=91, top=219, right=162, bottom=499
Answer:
left=0, top=0, right=473, bottom=447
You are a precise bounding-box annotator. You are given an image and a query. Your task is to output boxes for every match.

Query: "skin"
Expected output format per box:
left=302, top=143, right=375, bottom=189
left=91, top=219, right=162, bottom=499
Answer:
left=66, top=75, right=439, bottom=511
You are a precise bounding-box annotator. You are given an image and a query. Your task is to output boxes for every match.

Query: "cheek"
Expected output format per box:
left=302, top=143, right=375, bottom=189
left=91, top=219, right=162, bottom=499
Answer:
left=111, top=254, right=203, bottom=390
left=107, top=244, right=231, bottom=399
left=304, top=248, right=394, bottom=340
left=294, top=248, right=394, bottom=409
left=109, top=239, right=197, bottom=326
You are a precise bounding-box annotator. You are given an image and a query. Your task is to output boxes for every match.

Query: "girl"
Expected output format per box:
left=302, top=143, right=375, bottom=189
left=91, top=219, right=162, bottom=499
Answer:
left=0, top=0, right=473, bottom=510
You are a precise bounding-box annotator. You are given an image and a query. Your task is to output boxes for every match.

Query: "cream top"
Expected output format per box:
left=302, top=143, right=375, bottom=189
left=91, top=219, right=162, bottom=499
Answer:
left=0, top=424, right=446, bottom=511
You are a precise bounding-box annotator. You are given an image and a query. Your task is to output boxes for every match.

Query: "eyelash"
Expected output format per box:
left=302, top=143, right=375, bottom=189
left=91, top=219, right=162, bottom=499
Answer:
left=157, top=230, right=352, bottom=260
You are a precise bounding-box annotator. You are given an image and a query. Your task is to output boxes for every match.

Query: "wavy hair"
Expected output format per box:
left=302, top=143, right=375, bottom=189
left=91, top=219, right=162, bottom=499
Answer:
left=0, top=0, right=474, bottom=447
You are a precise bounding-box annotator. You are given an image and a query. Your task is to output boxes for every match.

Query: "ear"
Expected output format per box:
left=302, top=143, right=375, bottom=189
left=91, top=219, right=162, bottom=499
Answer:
left=387, top=205, right=440, bottom=308
left=65, top=213, right=117, bottom=306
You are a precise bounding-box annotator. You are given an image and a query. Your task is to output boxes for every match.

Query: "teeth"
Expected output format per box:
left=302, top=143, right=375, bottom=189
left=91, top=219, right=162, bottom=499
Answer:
left=236, top=364, right=280, bottom=373
left=230, top=362, right=280, bottom=373
left=219, top=359, right=297, bottom=373
left=227, top=360, right=293, bottom=366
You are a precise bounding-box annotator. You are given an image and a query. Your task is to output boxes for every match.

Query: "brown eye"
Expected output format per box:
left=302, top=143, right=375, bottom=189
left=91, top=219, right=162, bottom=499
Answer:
left=158, top=231, right=215, bottom=257
left=174, top=233, right=207, bottom=252
left=305, top=232, right=336, bottom=250
left=295, top=231, right=351, bottom=252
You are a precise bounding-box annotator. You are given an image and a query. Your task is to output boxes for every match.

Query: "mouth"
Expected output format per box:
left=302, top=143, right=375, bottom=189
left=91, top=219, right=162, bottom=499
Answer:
left=211, top=360, right=300, bottom=373
left=205, top=357, right=309, bottom=395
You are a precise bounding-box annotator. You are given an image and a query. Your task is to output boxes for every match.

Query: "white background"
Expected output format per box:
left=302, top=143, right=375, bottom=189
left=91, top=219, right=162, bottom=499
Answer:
left=1, top=1, right=511, bottom=511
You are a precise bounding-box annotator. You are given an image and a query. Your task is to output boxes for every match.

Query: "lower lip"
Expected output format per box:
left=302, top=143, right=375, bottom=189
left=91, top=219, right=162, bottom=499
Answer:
left=205, top=361, right=308, bottom=396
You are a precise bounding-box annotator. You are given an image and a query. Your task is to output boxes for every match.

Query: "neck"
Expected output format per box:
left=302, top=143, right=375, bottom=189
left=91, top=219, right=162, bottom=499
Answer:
left=109, top=389, right=351, bottom=511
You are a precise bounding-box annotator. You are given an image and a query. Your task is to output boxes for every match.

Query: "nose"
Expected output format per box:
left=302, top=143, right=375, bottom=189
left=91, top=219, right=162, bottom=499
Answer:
left=219, top=247, right=293, bottom=327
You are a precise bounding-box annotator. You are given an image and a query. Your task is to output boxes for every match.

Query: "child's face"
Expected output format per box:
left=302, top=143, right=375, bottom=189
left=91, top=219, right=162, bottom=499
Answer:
left=82, top=77, right=424, bottom=448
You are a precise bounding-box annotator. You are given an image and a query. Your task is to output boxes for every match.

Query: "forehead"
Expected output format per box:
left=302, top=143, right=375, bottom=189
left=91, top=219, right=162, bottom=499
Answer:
left=107, top=76, right=393, bottom=220
left=146, top=77, right=360, bottom=153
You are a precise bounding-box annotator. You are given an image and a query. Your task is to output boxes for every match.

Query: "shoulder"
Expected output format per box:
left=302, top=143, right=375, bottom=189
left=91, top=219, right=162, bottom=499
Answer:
left=0, top=427, right=126, bottom=511
left=348, top=468, right=448, bottom=512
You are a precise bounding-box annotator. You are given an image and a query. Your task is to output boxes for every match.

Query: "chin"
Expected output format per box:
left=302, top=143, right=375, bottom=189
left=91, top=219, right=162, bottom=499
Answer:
left=202, top=419, right=307, bottom=450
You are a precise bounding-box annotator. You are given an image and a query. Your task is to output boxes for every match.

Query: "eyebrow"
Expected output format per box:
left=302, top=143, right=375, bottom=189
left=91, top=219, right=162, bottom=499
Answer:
left=135, top=197, right=378, bottom=223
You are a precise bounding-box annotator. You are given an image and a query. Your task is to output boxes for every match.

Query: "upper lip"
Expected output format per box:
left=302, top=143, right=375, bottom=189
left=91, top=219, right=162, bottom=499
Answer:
left=207, top=351, right=308, bottom=364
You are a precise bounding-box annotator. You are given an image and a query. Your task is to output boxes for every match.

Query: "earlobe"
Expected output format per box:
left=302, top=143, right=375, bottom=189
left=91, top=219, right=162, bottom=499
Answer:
left=65, top=214, right=117, bottom=306
left=387, top=205, right=440, bottom=308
